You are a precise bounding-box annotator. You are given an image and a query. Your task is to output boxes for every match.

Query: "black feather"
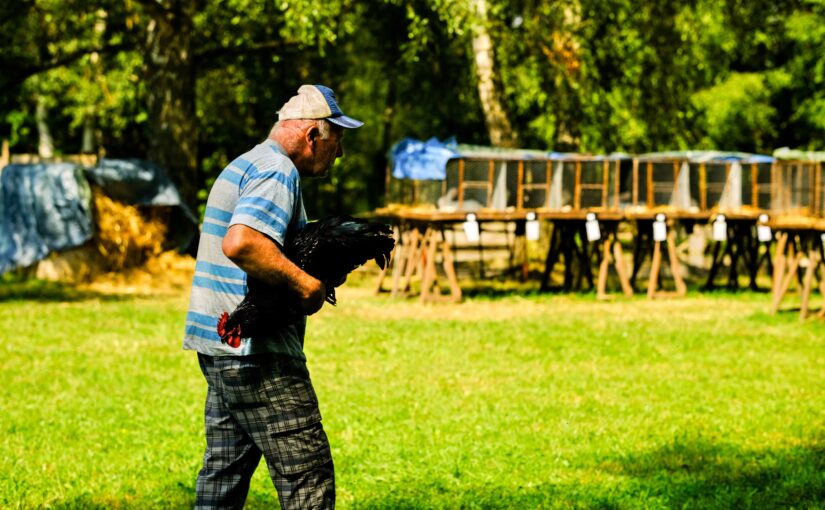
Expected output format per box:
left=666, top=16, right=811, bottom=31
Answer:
left=217, top=215, right=395, bottom=344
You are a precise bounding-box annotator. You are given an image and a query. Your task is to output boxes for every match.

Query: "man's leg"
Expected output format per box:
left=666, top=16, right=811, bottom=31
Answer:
left=264, top=426, right=335, bottom=510
left=227, top=355, right=336, bottom=509
left=195, top=353, right=262, bottom=510
left=203, top=353, right=335, bottom=509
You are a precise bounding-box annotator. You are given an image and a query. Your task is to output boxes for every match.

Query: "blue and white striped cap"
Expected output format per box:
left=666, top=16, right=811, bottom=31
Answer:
left=278, top=84, right=364, bottom=128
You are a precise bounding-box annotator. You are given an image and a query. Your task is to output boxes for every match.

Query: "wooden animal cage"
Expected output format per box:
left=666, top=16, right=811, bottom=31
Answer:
left=390, top=151, right=625, bottom=212
left=629, top=153, right=776, bottom=214
left=770, top=160, right=822, bottom=216
left=630, top=156, right=692, bottom=210
left=692, top=158, right=774, bottom=212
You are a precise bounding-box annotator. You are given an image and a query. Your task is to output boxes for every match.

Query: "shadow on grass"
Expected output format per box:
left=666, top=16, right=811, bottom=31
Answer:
left=349, top=437, right=825, bottom=510
left=0, top=278, right=130, bottom=303
left=599, top=435, right=825, bottom=509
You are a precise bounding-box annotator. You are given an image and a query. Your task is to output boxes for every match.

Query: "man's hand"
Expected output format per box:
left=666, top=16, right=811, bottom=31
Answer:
left=298, top=278, right=326, bottom=315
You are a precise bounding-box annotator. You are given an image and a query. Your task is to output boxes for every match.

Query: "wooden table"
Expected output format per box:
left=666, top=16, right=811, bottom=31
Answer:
left=768, top=219, right=825, bottom=319
left=375, top=209, right=529, bottom=303
left=703, top=211, right=773, bottom=291
left=536, top=210, right=632, bottom=299
left=624, top=210, right=707, bottom=298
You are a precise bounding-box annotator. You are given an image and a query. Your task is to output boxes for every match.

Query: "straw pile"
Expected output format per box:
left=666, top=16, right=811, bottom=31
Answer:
left=35, top=186, right=195, bottom=289
left=91, top=188, right=169, bottom=272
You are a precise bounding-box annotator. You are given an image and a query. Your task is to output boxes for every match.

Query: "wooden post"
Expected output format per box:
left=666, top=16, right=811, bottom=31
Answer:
left=771, top=163, right=778, bottom=211
left=771, top=232, right=788, bottom=303
left=597, top=234, right=612, bottom=301
left=602, top=159, right=609, bottom=208
left=487, top=159, right=495, bottom=206
left=725, top=162, right=731, bottom=206
left=672, top=160, right=680, bottom=199
left=647, top=238, right=662, bottom=298
left=440, top=232, right=462, bottom=302
left=615, top=241, right=633, bottom=297
left=800, top=246, right=816, bottom=320
left=667, top=230, right=687, bottom=296
left=646, top=161, right=654, bottom=207
left=457, top=159, right=465, bottom=209
left=420, top=228, right=439, bottom=302
left=1, top=139, right=9, bottom=167
left=545, top=160, right=552, bottom=208
left=574, top=160, right=582, bottom=210
left=699, top=163, right=707, bottom=211
left=632, top=158, right=639, bottom=206
left=613, top=159, right=620, bottom=210
left=751, top=163, right=759, bottom=209
left=517, top=160, right=524, bottom=210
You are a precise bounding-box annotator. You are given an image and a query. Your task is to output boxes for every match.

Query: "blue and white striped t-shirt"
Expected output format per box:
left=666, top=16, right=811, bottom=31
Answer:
left=183, top=139, right=308, bottom=358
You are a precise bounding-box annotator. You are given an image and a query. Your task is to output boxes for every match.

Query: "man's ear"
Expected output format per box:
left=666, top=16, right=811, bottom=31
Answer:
left=306, top=125, right=320, bottom=145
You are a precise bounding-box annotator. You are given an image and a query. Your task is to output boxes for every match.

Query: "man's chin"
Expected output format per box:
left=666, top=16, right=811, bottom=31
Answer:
left=305, top=168, right=331, bottom=179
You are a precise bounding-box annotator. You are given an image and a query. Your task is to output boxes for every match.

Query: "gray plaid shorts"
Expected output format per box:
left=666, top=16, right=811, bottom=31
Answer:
left=195, top=353, right=335, bottom=509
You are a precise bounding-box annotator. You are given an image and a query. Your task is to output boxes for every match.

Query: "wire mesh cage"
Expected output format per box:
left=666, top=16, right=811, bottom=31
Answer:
left=389, top=152, right=627, bottom=213
left=385, top=176, right=444, bottom=208
left=770, top=160, right=821, bottom=216
left=444, top=157, right=516, bottom=210
left=688, top=160, right=774, bottom=212
left=631, top=157, right=691, bottom=210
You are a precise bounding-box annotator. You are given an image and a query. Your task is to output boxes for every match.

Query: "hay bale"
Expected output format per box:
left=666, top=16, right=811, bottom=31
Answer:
left=90, top=187, right=170, bottom=272
left=34, top=187, right=176, bottom=282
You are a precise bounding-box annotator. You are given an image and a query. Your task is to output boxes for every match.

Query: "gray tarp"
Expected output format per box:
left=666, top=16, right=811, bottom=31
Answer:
left=0, top=163, right=94, bottom=274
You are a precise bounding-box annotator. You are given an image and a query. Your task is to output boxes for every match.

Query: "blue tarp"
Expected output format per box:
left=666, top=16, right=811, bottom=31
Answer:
left=390, top=137, right=458, bottom=180
left=0, top=163, right=94, bottom=274
left=0, top=159, right=198, bottom=274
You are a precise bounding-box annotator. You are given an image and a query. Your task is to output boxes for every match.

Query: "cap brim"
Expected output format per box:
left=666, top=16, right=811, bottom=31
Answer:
left=327, top=115, right=364, bottom=129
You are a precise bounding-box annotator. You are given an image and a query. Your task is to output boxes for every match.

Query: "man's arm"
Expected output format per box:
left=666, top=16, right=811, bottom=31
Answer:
left=222, top=224, right=326, bottom=315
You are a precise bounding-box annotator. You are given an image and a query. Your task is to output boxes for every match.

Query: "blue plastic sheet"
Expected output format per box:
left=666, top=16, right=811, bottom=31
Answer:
left=390, top=137, right=458, bottom=180
left=0, top=163, right=94, bottom=273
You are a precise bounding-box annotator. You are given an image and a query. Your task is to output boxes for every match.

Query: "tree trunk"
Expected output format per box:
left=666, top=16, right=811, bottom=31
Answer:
left=469, top=0, right=518, bottom=148
left=36, top=97, right=54, bottom=158
left=81, top=110, right=96, bottom=154
left=143, top=0, right=198, bottom=210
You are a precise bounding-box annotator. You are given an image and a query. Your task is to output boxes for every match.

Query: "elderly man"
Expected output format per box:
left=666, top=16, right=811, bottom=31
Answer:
left=183, top=84, right=363, bottom=509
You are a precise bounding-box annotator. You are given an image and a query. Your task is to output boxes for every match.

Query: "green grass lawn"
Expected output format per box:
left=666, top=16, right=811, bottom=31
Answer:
left=1, top=276, right=824, bottom=509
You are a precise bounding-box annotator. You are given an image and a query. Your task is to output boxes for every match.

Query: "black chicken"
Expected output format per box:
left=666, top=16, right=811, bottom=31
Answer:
left=217, top=215, right=395, bottom=347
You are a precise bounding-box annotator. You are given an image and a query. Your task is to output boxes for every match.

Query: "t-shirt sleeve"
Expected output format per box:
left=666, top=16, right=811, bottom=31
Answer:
left=229, top=164, right=300, bottom=246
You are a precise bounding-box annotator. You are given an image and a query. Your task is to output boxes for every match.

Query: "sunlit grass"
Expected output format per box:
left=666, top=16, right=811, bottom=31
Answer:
left=1, top=276, right=823, bottom=509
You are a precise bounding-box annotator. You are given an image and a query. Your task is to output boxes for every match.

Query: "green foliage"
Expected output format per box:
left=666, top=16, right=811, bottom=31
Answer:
left=691, top=72, right=778, bottom=152
left=4, top=0, right=825, bottom=213
left=778, top=2, right=825, bottom=148
left=0, top=284, right=824, bottom=508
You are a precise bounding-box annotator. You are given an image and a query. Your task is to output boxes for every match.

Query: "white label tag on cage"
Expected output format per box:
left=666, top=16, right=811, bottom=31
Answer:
left=463, top=214, right=480, bottom=242
left=653, top=219, right=667, bottom=242
left=526, top=219, right=540, bottom=241
left=712, top=218, right=727, bottom=242
left=585, top=214, right=601, bottom=242
left=758, top=225, right=772, bottom=243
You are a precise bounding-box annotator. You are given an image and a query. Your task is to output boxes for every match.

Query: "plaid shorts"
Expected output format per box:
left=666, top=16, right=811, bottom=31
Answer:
left=195, top=353, right=335, bottom=510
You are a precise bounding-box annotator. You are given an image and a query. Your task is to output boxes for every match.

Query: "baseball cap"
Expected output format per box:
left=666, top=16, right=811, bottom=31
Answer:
left=278, top=84, right=364, bottom=129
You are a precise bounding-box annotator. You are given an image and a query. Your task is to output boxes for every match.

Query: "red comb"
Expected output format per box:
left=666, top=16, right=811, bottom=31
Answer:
left=217, top=312, right=242, bottom=348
